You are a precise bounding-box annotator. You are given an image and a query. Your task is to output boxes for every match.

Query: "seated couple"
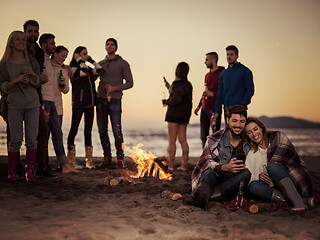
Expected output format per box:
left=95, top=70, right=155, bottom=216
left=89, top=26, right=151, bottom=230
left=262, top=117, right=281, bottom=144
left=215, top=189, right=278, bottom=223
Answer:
left=185, top=105, right=313, bottom=211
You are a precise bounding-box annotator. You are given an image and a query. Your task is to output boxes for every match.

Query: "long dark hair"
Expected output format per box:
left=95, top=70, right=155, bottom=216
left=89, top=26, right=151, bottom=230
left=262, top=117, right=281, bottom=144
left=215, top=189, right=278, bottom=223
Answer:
left=69, top=46, right=86, bottom=67
left=245, top=117, right=270, bottom=152
left=175, top=62, right=189, bottom=81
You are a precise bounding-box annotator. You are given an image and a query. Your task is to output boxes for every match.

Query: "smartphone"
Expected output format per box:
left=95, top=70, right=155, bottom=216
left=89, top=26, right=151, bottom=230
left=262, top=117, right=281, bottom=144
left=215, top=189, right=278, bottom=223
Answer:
left=236, top=154, right=246, bottom=164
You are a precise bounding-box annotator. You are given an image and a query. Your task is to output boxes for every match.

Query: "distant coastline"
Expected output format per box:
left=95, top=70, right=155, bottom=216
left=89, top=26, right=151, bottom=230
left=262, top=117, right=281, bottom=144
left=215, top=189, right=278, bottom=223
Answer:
left=190, top=116, right=320, bottom=129
left=258, top=116, right=320, bottom=129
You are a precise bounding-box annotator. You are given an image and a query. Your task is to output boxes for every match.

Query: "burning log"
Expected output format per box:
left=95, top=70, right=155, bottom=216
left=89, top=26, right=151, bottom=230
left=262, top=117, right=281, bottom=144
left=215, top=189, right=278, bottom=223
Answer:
left=154, top=158, right=172, bottom=175
left=161, top=190, right=182, bottom=201
left=124, top=144, right=173, bottom=180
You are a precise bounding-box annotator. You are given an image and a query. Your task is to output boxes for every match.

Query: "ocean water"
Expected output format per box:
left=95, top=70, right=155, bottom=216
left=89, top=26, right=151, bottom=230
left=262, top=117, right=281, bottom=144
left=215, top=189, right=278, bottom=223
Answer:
left=0, top=122, right=320, bottom=158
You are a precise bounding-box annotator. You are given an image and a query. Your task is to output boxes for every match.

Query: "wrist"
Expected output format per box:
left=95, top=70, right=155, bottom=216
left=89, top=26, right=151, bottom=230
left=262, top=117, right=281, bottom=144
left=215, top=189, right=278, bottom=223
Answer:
left=220, top=164, right=228, bottom=172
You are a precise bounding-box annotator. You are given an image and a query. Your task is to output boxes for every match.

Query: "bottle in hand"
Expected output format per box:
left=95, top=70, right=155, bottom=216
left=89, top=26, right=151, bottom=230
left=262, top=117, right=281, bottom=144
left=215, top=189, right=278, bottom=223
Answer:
left=210, top=114, right=216, bottom=131
left=59, top=70, right=65, bottom=88
left=21, top=67, right=29, bottom=89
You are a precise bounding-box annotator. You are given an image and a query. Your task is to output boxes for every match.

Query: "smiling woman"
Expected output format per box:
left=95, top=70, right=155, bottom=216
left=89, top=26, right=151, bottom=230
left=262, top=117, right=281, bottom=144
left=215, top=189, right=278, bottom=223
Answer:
left=244, top=117, right=314, bottom=211
left=0, top=30, right=41, bottom=182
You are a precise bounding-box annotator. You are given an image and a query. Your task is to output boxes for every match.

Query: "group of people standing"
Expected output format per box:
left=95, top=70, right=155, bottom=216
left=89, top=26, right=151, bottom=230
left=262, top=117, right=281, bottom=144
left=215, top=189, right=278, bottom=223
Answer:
left=0, top=20, right=133, bottom=181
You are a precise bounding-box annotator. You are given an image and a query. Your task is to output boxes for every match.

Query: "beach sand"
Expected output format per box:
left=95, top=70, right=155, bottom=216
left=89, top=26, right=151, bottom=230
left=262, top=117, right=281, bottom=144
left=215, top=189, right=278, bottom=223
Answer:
left=0, top=155, right=319, bottom=240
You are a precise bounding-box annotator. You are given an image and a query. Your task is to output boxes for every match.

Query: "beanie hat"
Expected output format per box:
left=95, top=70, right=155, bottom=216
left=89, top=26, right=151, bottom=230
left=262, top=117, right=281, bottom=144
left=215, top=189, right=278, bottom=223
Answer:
left=106, top=38, right=118, bottom=51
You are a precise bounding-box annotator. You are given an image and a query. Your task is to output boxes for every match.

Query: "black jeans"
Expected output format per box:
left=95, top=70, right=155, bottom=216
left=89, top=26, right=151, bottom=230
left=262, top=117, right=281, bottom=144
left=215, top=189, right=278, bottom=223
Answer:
left=200, top=109, right=221, bottom=148
left=200, top=168, right=251, bottom=197
left=67, top=107, right=94, bottom=147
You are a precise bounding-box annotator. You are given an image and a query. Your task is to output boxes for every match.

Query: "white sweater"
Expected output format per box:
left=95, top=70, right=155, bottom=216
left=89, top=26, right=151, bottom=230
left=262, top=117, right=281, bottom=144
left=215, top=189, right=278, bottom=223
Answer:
left=246, top=147, right=268, bottom=182
left=42, top=55, right=69, bottom=115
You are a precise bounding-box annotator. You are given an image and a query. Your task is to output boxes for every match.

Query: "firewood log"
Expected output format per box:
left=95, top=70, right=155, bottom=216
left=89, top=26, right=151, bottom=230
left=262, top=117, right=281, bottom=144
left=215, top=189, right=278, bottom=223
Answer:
left=104, top=176, right=137, bottom=186
left=249, top=203, right=270, bottom=214
left=110, top=178, right=120, bottom=186
left=161, top=190, right=182, bottom=201
left=104, top=177, right=111, bottom=185
left=104, top=177, right=120, bottom=186
left=121, top=176, right=137, bottom=186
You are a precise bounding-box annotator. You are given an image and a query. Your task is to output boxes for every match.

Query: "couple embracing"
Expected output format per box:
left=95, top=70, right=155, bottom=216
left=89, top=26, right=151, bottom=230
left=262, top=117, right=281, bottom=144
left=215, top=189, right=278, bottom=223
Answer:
left=186, top=105, right=314, bottom=211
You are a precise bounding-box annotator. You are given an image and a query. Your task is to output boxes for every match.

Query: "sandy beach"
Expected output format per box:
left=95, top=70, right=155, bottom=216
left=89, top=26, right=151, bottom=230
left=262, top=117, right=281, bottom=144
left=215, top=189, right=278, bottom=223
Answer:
left=0, top=155, right=319, bottom=240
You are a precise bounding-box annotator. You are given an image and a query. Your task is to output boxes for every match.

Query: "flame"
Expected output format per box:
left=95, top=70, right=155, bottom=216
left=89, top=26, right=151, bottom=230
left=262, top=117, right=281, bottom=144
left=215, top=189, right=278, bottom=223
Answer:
left=124, top=143, right=172, bottom=181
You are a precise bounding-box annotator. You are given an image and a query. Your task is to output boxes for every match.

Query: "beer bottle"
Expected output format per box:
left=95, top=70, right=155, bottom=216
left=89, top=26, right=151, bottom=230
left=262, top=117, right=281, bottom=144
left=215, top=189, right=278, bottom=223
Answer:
left=235, top=181, right=244, bottom=208
left=59, top=70, right=65, bottom=88
left=210, top=113, right=216, bottom=131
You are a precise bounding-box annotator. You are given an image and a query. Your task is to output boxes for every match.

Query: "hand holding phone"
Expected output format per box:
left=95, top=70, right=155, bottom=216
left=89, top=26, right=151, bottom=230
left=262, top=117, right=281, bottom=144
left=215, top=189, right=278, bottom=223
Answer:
left=236, top=154, right=246, bottom=164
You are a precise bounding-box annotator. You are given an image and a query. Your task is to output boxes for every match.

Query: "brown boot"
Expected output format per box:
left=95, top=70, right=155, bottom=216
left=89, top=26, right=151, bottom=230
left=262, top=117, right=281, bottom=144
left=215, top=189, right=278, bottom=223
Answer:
left=67, top=145, right=76, bottom=163
left=117, top=156, right=125, bottom=169
left=85, top=146, right=93, bottom=169
left=96, top=156, right=114, bottom=169
left=67, top=145, right=83, bottom=169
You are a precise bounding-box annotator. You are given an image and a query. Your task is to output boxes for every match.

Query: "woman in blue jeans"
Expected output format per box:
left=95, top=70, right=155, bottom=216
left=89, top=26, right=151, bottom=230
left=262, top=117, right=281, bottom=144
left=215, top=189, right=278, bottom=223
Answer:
left=245, top=117, right=313, bottom=211
left=67, top=46, right=104, bottom=168
left=42, top=46, right=80, bottom=173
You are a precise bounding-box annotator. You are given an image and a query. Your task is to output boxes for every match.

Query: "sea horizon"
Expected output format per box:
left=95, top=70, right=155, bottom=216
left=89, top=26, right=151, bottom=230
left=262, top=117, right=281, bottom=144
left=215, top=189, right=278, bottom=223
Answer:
left=1, top=122, right=320, bottom=158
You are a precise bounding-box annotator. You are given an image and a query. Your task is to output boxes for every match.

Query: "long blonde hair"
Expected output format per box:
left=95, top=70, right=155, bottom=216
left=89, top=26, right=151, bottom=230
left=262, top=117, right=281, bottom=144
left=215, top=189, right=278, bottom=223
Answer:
left=1, top=31, right=29, bottom=63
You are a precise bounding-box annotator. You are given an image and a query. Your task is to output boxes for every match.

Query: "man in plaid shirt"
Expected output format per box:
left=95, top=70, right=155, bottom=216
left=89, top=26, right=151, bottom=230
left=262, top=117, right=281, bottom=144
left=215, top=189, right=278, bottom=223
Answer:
left=188, top=105, right=251, bottom=210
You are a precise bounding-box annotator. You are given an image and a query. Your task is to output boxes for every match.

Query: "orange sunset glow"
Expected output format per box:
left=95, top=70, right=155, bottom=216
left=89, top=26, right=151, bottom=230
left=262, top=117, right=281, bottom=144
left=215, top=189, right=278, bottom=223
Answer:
left=0, top=0, right=319, bottom=128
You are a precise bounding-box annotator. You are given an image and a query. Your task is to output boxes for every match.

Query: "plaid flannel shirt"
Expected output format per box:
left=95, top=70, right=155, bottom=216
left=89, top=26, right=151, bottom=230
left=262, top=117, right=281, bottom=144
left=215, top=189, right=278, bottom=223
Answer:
left=191, top=127, right=228, bottom=193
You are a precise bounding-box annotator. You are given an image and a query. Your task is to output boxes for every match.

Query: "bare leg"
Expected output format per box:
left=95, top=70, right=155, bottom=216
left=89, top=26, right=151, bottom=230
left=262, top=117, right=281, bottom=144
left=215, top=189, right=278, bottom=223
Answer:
left=177, top=124, right=189, bottom=171
left=62, top=162, right=83, bottom=173
left=167, top=122, right=179, bottom=171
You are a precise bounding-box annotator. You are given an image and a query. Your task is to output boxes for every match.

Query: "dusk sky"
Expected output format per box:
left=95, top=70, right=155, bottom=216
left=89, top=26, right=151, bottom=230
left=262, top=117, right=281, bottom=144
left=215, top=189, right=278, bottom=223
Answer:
left=0, top=0, right=319, bottom=127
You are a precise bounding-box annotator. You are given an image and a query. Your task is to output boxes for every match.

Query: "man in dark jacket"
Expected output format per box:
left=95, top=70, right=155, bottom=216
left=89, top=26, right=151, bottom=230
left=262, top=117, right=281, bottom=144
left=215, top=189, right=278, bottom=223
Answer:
left=213, top=45, right=254, bottom=122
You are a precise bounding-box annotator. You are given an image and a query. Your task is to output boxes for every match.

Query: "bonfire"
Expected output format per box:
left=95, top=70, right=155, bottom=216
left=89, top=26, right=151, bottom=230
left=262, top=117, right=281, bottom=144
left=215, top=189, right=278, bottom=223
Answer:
left=124, top=143, right=173, bottom=181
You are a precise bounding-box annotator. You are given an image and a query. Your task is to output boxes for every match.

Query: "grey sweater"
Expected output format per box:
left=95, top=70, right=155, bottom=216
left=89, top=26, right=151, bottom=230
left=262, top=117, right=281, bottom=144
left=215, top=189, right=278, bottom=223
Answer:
left=97, top=55, right=133, bottom=99
left=0, top=57, right=40, bottom=109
